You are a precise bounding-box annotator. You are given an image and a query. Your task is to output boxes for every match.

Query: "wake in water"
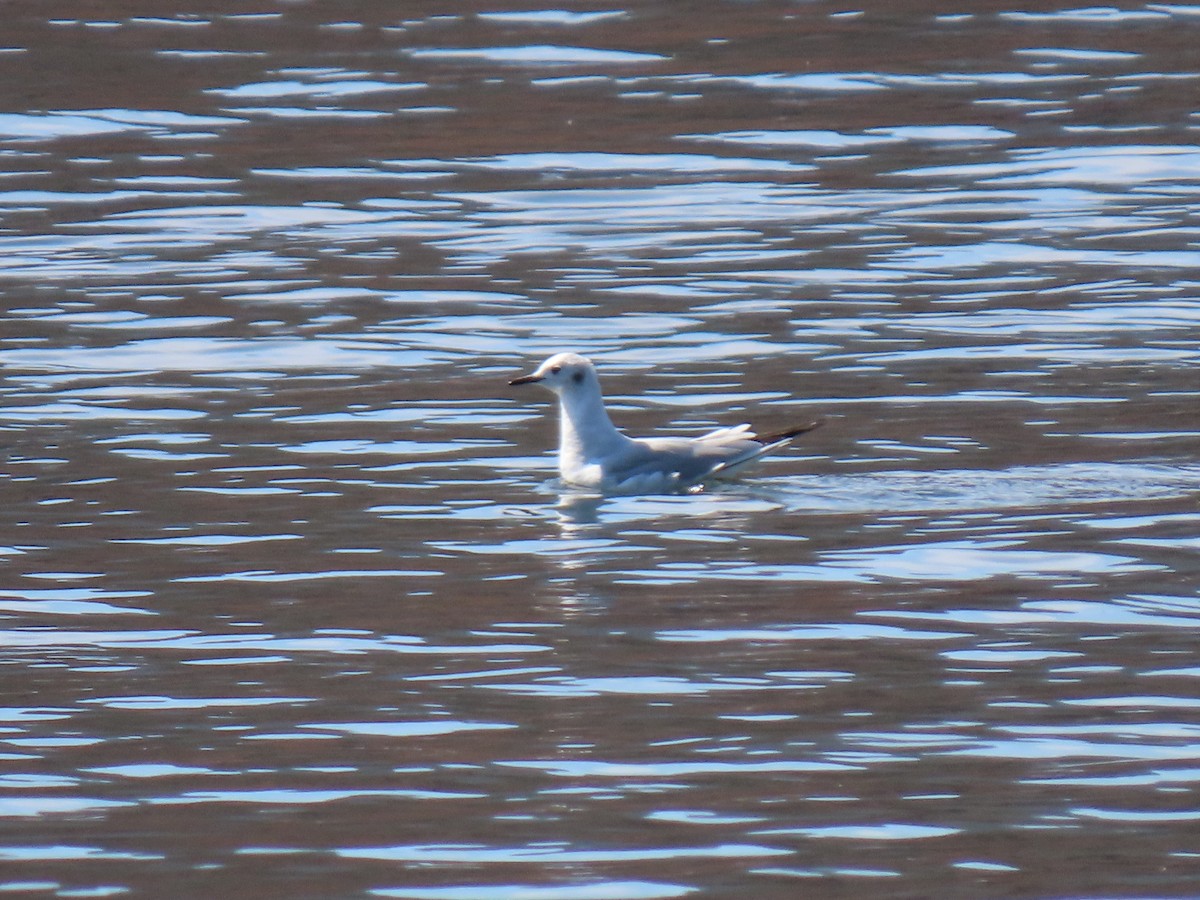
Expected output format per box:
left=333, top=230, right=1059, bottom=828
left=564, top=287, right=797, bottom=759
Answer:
left=757, top=460, right=1200, bottom=515
left=549, top=460, right=1200, bottom=526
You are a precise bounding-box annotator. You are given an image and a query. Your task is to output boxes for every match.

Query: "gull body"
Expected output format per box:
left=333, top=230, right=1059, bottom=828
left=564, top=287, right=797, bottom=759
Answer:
left=509, top=352, right=819, bottom=494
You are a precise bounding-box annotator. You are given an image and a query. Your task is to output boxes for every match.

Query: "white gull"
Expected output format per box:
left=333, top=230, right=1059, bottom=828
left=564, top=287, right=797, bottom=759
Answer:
left=510, top=351, right=821, bottom=494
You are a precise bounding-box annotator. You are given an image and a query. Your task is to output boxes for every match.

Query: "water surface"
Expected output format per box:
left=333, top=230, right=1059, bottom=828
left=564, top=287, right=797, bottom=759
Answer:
left=2, top=1, right=1199, bottom=897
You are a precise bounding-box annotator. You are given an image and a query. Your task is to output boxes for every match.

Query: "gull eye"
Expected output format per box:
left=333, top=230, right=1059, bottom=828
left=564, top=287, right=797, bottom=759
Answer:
left=550, top=365, right=561, bottom=374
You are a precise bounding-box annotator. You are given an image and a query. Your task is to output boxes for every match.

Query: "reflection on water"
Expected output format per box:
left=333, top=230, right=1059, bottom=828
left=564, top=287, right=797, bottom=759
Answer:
left=3, top=0, right=1200, bottom=897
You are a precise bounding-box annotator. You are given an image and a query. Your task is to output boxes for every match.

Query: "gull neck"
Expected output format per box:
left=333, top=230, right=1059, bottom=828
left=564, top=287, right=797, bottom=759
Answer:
left=557, top=381, right=628, bottom=463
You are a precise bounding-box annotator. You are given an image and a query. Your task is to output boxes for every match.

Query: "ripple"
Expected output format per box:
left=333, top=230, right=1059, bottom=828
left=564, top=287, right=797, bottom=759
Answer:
left=1025, top=768, right=1200, bottom=787
left=616, top=561, right=866, bottom=586
left=682, top=129, right=893, bottom=150
left=404, top=46, right=667, bottom=66
left=0, top=797, right=133, bottom=818
left=1063, top=695, right=1200, bottom=710
left=0, top=629, right=549, bottom=656
left=280, top=439, right=469, bottom=457
left=0, top=588, right=151, bottom=602
left=731, top=72, right=887, bottom=93
left=82, top=695, right=312, bottom=711
left=1015, top=47, right=1141, bottom=63
left=300, top=721, right=515, bottom=738
left=497, top=760, right=856, bottom=778
left=0, top=109, right=242, bottom=140
left=946, top=649, right=1082, bottom=665
left=340, top=842, right=789, bottom=863
left=0, top=598, right=154, bottom=617
left=1001, top=7, right=1169, bottom=22
left=900, top=144, right=1200, bottom=186
left=822, top=540, right=1152, bottom=582
left=116, top=533, right=302, bottom=547
left=372, top=883, right=692, bottom=900
left=155, top=788, right=483, bottom=806
left=0, top=844, right=161, bottom=861
left=648, top=810, right=765, bottom=826
left=173, top=569, right=442, bottom=583
left=659, top=624, right=966, bottom=644
left=1072, top=807, right=1200, bottom=822
left=209, top=79, right=424, bottom=99
left=228, top=106, right=397, bottom=120
left=871, top=598, right=1200, bottom=630
left=476, top=11, right=627, bottom=26
left=945, top=737, right=1200, bottom=762
left=756, top=823, right=959, bottom=841
left=0, top=402, right=205, bottom=421
left=751, top=865, right=899, bottom=879
left=479, top=675, right=784, bottom=698
left=448, top=152, right=811, bottom=176
left=85, top=764, right=221, bottom=779
left=0, top=336, right=406, bottom=373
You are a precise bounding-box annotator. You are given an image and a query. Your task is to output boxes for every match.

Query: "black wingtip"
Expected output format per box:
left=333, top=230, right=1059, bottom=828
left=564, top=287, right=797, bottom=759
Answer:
left=757, top=419, right=824, bottom=445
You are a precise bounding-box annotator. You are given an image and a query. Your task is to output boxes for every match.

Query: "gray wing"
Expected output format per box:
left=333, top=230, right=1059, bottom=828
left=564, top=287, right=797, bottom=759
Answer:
left=603, top=421, right=822, bottom=492
left=608, top=426, right=766, bottom=489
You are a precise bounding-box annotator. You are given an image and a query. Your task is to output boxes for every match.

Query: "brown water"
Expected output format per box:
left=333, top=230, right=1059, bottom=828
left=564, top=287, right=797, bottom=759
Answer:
left=2, top=1, right=1200, bottom=897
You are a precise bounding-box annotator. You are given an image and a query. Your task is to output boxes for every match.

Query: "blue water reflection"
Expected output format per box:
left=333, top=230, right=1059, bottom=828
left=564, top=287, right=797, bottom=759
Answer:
left=2, top=0, right=1200, bottom=897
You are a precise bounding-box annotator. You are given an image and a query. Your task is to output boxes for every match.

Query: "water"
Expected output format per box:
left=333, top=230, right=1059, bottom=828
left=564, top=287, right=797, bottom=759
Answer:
left=2, top=1, right=1199, bottom=897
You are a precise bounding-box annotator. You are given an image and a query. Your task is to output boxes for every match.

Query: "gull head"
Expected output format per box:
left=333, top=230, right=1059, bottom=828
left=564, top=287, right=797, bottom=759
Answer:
left=509, top=352, right=598, bottom=396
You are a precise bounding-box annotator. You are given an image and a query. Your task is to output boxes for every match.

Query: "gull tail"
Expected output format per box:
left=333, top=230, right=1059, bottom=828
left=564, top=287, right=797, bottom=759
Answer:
left=699, top=419, right=825, bottom=486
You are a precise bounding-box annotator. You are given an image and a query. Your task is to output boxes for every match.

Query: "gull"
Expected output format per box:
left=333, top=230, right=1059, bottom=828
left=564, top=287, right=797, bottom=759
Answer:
left=509, top=352, right=821, bottom=494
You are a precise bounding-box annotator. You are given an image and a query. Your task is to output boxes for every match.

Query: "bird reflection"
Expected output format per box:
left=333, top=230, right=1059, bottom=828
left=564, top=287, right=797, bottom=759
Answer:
left=555, top=490, right=607, bottom=528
